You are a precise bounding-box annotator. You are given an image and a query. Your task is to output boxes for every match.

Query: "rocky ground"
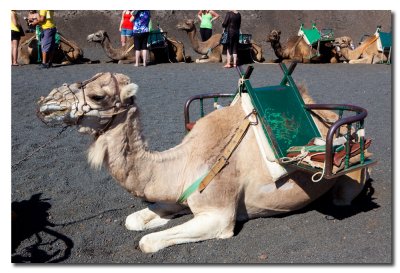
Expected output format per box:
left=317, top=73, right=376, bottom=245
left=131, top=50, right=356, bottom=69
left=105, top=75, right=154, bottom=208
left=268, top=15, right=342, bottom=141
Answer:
left=11, top=10, right=392, bottom=264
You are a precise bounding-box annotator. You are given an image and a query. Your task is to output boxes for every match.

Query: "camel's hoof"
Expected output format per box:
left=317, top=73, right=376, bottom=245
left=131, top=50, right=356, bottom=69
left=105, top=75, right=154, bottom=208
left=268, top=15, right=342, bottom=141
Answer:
left=125, top=213, right=145, bottom=231
left=139, top=234, right=162, bottom=253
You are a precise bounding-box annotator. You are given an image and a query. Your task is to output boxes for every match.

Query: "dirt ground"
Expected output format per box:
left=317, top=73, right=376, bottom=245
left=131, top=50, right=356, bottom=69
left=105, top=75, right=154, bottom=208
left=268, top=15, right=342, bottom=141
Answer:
left=11, top=10, right=392, bottom=264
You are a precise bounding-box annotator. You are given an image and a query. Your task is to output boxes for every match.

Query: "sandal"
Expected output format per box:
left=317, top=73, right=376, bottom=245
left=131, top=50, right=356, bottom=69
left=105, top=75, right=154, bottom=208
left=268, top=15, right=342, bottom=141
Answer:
left=223, top=64, right=232, bottom=68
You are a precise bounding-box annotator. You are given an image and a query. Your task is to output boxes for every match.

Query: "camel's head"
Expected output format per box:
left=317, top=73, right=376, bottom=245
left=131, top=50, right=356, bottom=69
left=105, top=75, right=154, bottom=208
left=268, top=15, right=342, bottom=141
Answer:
left=37, top=73, right=138, bottom=136
left=87, top=30, right=108, bottom=44
left=266, top=30, right=281, bottom=43
left=333, top=36, right=355, bottom=52
left=176, top=19, right=196, bottom=32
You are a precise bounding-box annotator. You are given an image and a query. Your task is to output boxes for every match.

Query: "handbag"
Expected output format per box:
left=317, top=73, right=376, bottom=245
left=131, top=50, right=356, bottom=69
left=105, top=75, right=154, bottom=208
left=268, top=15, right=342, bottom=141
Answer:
left=220, top=31, right=228, bottom=45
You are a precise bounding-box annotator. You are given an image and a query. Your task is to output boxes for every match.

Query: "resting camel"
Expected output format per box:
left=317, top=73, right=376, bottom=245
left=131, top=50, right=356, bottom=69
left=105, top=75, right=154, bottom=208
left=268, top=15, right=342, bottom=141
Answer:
left=37, top=72, right=369, bottom=253
left=333, top=35, right=389, bottom=64
left=176, top=19, right=264, bottom=63
left=266, top=30, right=340, bottom=63
left=18, top=32, right=91, bottom=65
left=86, top=30, right=189, bottom=64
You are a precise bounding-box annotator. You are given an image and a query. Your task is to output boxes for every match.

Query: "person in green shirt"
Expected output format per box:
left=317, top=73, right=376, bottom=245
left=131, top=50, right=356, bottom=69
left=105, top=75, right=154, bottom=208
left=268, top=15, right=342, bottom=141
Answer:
left=197, top=10, right=220, bottom=41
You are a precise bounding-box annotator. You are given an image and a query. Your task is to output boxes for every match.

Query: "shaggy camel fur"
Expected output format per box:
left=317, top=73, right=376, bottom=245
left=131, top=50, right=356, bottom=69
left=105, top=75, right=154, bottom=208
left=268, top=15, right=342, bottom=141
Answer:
left=37, top=73, right=368, bottom=253
left=176, top=19, right=264, bottom=64
left=87, top=30, right=189, bottom=64
left=266, top=30, right=339, bottom=63
left=18, top=32, right=90, bottom=65
left=333, top=35, right=389, bottom=64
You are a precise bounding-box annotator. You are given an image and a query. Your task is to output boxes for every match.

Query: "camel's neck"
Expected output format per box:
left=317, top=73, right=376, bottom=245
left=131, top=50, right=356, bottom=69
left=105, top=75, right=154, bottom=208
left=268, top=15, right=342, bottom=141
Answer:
left=186, top=28, right=207, bottom=54
left=88, top=109, right=186, bottom=202
left=339, top=47, right=361, bottom=60
left=101, top=36, right=123, bottom=60
left=270, top=40, right=284, bottom=59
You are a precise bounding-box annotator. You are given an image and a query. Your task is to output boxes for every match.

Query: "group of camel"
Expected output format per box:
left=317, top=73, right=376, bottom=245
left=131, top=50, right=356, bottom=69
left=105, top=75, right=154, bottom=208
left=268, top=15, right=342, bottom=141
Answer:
left=18, top=18, right=389, bottom=65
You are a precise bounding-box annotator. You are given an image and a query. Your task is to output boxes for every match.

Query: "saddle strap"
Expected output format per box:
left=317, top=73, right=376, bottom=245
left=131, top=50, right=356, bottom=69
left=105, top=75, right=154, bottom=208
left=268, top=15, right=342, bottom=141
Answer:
left=177, top=111, right=256, bottom=203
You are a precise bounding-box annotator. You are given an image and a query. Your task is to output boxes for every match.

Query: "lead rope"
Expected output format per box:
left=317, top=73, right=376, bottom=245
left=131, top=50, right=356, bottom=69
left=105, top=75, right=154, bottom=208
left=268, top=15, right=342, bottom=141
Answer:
left=11, top=125, right=71, bottom=170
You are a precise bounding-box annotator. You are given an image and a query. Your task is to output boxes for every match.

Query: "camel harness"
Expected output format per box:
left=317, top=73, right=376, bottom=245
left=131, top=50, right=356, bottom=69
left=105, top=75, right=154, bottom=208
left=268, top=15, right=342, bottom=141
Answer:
left=177, top=109, right=258, bottom=203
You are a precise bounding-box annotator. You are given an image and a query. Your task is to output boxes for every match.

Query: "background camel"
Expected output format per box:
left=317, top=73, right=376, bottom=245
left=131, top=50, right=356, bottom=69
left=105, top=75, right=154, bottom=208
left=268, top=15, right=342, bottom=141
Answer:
left=266, top=29, right=340, bottom=63
left=86, top=30, right=189, bottom=64
left=176, top=19, right=264, bottom=64
left=18, top=32, right=91, bottom=65
left=333, top=35, right=389, bottom=64
left=37, top=72, right=369, bottom=253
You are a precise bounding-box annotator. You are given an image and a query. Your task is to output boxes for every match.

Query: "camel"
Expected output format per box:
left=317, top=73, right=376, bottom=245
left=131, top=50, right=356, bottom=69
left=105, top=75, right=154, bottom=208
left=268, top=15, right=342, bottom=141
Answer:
left=333, top=35, right=389, bottom=64
left=37, top=72, right=369, bottom=253
left=86, top=30, right=189, bottom=64
left=266, top=30, right=340, bottom=63
left=18, top=32, right=91, bottom=65
left=176, top=19, right=264, bottom=63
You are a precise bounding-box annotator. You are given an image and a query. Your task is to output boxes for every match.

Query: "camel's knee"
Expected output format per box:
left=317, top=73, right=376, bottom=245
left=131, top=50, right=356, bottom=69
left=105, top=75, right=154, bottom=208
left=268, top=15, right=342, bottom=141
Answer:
left=125, top=209, right=171, bottom=231
left=125, top=203, right=187, bottom=231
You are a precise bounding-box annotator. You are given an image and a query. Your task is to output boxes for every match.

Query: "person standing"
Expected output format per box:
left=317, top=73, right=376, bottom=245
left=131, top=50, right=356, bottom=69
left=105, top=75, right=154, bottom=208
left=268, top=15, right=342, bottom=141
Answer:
left=222, top=10, right=241, bottom=68
left=119, top=10, right=134, bottom=47
left=31, top=10, right=57, bottom=69
left=197, top=10, right=220, bottom=41
left=11, top=10, right=23, bottom=66
left=130, top=10, right=151, bottom=67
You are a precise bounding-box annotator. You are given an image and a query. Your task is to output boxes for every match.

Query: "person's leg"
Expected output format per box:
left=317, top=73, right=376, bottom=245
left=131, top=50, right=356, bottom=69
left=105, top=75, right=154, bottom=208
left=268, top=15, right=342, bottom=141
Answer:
left=135, top=50, right=141, bottom=66
left=141, top=33, right=149, bottom=66
left=121, top=35, right=126, bottom=47
left=204, top=29, right=212, bottom=41
left=11, top=40, right=19, bottom=65
left=232, top=34, right=239, bottom=67
left=133, top=33, right=141, bottom=66
left=224, top=48, right=231, bottom=67
left=48, top=28, right=57, bottom=66
left=142, top=50, right=147, bottom=66
left=199, top=28, right=206, bottom=42
left=232, top=53, right=238, bottom=67
left=40, top=29, right=51, bottom=67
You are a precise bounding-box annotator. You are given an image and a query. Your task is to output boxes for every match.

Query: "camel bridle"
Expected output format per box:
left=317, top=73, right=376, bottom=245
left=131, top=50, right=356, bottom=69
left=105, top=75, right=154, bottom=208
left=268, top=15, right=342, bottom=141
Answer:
left=39, top=72, right=134, bottom=135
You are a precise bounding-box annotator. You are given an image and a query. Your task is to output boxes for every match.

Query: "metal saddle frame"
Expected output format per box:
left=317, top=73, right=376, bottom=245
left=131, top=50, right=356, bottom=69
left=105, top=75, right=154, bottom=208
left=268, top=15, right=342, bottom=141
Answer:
left=184, top=63, right=376, bottom=180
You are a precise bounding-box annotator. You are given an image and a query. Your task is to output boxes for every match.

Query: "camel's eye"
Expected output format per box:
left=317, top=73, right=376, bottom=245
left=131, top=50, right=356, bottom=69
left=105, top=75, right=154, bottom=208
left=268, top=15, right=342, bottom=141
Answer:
left=90, top=95, right=105, bottom=102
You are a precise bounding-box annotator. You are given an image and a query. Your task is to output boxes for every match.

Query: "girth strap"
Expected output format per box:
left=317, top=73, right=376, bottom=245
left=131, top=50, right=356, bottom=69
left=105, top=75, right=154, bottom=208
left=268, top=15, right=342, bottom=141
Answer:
left=177, top=110, right=257, bottom=203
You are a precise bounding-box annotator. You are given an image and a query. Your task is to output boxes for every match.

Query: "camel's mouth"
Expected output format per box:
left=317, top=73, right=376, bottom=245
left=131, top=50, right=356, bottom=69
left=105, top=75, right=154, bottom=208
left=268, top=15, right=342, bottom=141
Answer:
left=37, top=100, right=75, bottom=126
left=36, top=85, right=80, bottom=127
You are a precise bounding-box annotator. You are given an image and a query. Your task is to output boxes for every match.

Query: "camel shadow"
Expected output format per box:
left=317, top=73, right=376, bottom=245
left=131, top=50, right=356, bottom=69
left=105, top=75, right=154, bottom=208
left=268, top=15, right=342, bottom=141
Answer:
left=11, top=193, right=74, bottom=263
left=299, top=177, right=380, bottom=220
left=234, top=178, right=379, bottom=235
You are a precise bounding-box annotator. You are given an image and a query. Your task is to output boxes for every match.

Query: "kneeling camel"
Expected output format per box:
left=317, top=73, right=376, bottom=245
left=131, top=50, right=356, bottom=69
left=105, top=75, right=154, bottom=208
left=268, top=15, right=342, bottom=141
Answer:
left=37, top=72, right=368, bottom=253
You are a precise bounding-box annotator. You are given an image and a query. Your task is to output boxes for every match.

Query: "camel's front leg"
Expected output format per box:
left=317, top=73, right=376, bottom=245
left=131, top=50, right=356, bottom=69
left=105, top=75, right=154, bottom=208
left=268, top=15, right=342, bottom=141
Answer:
left=139, top=209, right=235, bottom=253
left=125, top=202, right=189, bottom=231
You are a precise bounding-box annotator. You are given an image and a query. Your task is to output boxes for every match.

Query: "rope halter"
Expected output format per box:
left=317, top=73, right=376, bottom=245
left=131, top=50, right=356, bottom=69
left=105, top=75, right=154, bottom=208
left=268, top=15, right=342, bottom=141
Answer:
left=37, top=72, right=134, bottom=134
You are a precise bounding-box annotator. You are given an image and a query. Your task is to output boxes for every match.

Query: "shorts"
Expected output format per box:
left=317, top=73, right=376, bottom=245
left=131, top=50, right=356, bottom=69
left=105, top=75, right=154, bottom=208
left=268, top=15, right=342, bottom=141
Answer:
left=121, top=28, right=133, bottom=37
left=133, top=32, right=149, bottom=51
left=40, top=27, right=57, bottom=53
left=11, top=30, right=21, bottom=41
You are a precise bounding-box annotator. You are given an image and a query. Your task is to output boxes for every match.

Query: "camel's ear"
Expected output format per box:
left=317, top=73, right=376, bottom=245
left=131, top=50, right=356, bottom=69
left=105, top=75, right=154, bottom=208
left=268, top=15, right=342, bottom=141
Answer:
left=120, top=83, right=138, bottom=103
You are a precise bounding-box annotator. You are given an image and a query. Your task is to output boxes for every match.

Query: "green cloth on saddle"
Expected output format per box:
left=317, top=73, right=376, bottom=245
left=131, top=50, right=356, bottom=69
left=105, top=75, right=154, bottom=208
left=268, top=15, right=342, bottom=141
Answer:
left=301, top=27, right=321, bottom=45
left=379, top=31, right=392, bottom=48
